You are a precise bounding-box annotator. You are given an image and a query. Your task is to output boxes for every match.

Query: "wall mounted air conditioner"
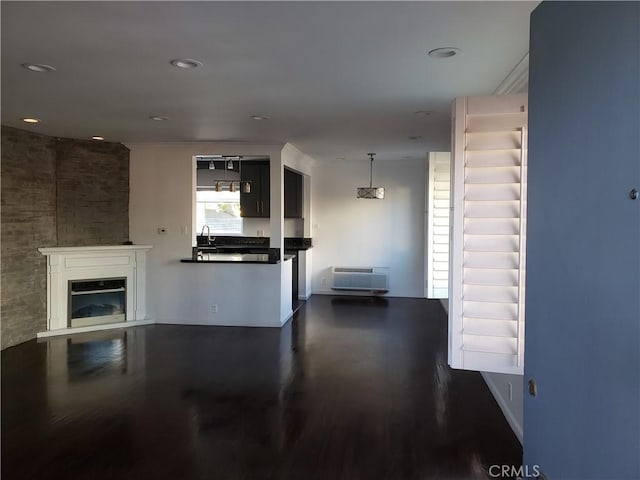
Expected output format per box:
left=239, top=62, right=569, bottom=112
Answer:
left=331, top=267, right=389, bottom=293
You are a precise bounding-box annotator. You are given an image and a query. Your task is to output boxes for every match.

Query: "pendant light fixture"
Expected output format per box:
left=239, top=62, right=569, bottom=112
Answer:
left=240, top=157, right=251, bottom=193
left=197, top=154, right=251, bottom=193
left=357, top=153, right=385, bottom=199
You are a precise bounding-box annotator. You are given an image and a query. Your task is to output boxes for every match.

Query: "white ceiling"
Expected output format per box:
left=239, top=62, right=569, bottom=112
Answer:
left=1, top=1, right=537, bottom=162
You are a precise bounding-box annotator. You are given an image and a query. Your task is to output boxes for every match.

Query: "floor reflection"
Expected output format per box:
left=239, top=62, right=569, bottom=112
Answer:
left=2, top=296, right=521, bottom=480
left=66, top=334, right=128, bottom=380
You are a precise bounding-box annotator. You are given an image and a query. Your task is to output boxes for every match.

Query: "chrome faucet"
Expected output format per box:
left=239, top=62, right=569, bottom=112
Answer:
left=200, top=225, right=215, bottom=245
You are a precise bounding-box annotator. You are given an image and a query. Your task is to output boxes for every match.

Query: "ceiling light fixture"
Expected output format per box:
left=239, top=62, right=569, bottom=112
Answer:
left=356, top=153, right=385, bottom=200
left=22, top=117, right=40, bottom=124
left=250, top=115, right=269, bottom=121
left=208, top=161, right=216, bottom=170
left=428, top=47, right=461, bottom=58
left=170, top=58, right=202, bottom=69
left=21, top=63, right=56, bottom=72
left=227, top=159, right=234, bottom=170
left=91, top=136, right=105, bottom=141
left=149, top=115, right=169, bottom=121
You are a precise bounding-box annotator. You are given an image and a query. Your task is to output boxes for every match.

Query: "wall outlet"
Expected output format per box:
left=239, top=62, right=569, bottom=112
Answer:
left=157, top=227, right=167, bottom=235
left=211, top=304, right=218, bottom=314
left=320, top=277, right=327, bottom=287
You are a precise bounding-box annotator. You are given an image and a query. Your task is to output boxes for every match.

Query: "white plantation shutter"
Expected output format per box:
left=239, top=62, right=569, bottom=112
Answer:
left=426, top=152, right=451, bottom=299
left=449, top=94, right=527, bottom=375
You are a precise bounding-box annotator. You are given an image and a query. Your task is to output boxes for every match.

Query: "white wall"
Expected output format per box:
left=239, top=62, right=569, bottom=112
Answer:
left=310, top=159, right=426, bottom=298
left=242, top=218, right=303, bottom=238
left=128, top=142, right=293, bottom=327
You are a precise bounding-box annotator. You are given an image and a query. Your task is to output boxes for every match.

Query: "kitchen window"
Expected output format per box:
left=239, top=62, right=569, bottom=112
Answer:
left=195, top=190, right=242, bottom=234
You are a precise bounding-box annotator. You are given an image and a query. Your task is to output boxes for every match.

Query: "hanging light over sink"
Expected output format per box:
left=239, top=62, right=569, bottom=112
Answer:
left=357, top=153, right=385, bottom=199
left=239, top=157, right=251, bottom=193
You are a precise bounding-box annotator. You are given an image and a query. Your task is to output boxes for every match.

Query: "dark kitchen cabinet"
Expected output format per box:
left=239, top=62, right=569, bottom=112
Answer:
left=240, top=161, right=270, bottom=218
left=284, top=168, right=303, bottom=218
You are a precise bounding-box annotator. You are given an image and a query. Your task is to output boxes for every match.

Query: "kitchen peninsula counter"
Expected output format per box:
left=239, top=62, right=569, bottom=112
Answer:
left=180, top=253, right=295, bottom=264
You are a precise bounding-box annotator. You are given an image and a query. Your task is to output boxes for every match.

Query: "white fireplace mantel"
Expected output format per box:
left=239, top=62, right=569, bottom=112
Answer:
left=38, top=245, right=153, bottom=337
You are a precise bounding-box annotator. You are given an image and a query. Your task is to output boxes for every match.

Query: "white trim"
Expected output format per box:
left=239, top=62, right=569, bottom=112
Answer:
left=39, top=245, right=153, bottom=255
left=281, top=311, right=294, bottom=326
left=155, top=319, right=283, bottom=328
left=494, top=53, right=529, bottom=95
left=481, top=371, right=524, bottom=444
left=440, top=298, right=449, bottom=313
left=312, top=290, right=424, bottom=299
left=71, top=314, right=126, bottom=328
left=37, top=318, right=154, bottom=338
left=449, top=97, right=466, bottom=367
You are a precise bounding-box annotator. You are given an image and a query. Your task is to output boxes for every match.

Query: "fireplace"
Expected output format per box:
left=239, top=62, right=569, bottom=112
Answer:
left=38, top=245, right=152, bottom=337
left=69, top=277, right=127, bottom=327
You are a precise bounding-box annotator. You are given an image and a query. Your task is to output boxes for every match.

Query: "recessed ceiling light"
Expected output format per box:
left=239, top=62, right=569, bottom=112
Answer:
left=149, top=115, right=169, bottom=121
left=91, top=136, right=105, bottom=141
left=414, top=110, right=434, bottom=117
left=408, top=135, right=422, bottom=140
left=336, top=157, right=346, bottom=161
left=170, top=58, right=202, bottom=69
left=21, top=63, right=56, bottom=73
left=22, top=117, right=40, bottom=124
left=428, top=47, right=461, bottom=58
left=250, top=115, right=270, bottom=121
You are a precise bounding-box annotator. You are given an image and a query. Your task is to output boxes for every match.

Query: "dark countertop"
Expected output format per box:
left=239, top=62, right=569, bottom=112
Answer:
left=180, top=253, right=295, bottom=264
left=182, top=253, right=275, bottom=264
left=284, top=237, right=313, bottom=251
left=196, top=235, right=312, bottom=250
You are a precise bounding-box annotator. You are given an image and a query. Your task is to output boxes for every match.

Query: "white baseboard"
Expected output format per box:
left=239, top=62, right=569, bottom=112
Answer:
left=439, top=298, right=449, bottom=313
left=37, top=318, right=154, bottom=339
left=281, top=311, right=294, bottom=326
left=312, top=289, right=424, bottom=298
left=481, top=371, right=523, bottom=444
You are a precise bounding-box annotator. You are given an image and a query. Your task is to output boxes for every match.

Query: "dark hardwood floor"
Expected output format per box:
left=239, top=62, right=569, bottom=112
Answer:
left=2, top=296, right=521, bottom=479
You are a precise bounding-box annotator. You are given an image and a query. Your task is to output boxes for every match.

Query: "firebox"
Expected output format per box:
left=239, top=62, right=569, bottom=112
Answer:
left=68, top=278, right=126, bottom=328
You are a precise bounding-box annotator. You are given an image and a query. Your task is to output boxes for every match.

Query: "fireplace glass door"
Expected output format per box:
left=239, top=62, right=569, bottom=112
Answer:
left=69, top=278, right=126, bottom=328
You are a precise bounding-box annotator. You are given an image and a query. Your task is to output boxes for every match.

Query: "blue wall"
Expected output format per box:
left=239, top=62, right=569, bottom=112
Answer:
left=525, top=2, right=640, bottom=479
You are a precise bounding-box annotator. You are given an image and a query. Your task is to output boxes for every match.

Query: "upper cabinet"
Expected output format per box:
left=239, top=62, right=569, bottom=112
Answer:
left=284, top=168, right=303, bottom=218
left=240, top=161, right=270, bottom=218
